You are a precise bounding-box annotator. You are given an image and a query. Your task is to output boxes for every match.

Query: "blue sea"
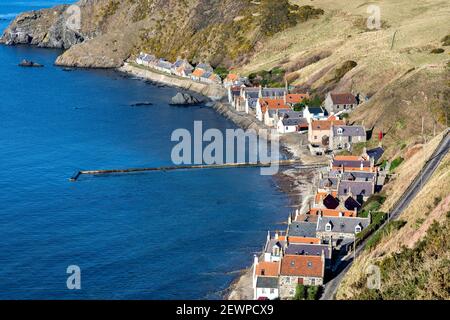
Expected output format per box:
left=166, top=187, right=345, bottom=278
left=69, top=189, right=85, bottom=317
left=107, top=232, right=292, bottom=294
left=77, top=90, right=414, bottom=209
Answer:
left=0, top=1, right=290, bottom=299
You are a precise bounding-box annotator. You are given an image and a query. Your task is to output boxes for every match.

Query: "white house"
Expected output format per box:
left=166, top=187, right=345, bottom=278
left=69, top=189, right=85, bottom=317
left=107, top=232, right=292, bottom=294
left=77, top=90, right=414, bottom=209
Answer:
left=253, top=255, right=280, bottom=300
left=303, top=106, right=328, bottom=124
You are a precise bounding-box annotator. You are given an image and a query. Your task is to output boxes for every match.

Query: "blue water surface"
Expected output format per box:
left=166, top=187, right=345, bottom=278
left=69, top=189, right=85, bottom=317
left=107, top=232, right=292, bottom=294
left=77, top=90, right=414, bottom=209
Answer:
left=0, top=1, right=290, bottom=299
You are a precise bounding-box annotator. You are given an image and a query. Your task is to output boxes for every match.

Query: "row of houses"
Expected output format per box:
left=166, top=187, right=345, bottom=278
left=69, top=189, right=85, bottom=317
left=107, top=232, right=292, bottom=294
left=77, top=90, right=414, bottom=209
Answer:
left=252, top=149, right=385, bottom=300
left=136, top=52, right=223, bottom=85
left=226, top=85, right=366, bottom=153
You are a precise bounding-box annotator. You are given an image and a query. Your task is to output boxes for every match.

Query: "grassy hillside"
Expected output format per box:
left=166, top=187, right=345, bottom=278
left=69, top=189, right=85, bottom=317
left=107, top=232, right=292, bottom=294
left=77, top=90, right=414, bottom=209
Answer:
left=238, top=0, right=449, bottom=158
left=336, top=138, right=450, bottom=299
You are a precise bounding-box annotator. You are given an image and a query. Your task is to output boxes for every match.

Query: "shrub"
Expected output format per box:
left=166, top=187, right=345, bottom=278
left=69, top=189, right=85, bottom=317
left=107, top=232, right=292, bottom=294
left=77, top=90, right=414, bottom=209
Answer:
left=215, top=67, right=229, bottom=80
left=366, top=220, right=407, bottom=250
left=390, top=157, right=404, bottom=172
left=430, top=48, right=445, bottom=54
left=294, top=284, right=307, bottom=300
left=442, top=35, right=450, bottom=46
left=306, top=286, right=321, bottom=300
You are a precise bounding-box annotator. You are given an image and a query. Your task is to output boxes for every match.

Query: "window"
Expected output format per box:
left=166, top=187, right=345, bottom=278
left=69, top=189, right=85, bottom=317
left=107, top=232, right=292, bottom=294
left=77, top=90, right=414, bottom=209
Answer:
left=270, top=289, right=275, bottom=294
left=262, top=288, right=267, bottom=294
left=355, top=225, right=362, bottom=234
left=307, top=262, right=313, bottom=268
left=337, top=128, right=344, bottom=135
left=326, top=223, right=332, bottom=232
left=290, top=261, right=295, bottom=267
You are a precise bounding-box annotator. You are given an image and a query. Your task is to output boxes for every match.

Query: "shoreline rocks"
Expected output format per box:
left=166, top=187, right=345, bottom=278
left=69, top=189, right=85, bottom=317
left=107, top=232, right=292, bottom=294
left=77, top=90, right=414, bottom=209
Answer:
left=18, top=59, right=43, bottom=67
left=170, top=92, right=204, bottom=105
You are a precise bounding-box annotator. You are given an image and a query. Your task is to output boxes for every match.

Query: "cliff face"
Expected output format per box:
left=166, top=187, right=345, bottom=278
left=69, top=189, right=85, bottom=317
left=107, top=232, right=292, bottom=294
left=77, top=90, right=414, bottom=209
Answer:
left=1, top=0, right=259, bottom=68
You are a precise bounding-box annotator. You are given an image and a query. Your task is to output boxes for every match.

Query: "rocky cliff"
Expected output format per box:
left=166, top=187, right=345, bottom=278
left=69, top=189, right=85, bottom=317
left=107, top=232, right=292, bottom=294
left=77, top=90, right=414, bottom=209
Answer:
left=0, top=0, right=261, bottom=68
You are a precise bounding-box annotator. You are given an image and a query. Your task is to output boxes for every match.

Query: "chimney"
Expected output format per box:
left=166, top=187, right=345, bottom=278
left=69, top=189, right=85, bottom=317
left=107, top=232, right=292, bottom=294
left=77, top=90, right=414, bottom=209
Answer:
left=253, top=254, right=259, bottom=268
left=267, top=230, right=271, bottom=243
left=283, top=91, right=287, bottom=104
left=275, top=231, right=279, bottom=240
left=259, top=85, right=263, bottom=98
left=288, top=214, right=292, bottom=225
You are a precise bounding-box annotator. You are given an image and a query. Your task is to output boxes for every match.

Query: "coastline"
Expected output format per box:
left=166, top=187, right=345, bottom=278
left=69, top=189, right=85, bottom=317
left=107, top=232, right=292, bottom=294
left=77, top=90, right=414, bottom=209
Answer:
left=118, top=61, right=327, bottom=300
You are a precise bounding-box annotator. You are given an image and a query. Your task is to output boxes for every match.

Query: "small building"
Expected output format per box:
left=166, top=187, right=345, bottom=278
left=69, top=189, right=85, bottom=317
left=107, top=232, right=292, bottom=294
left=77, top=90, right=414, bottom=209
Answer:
left=331, top=155, right=376, bottom=173
left=153, top=59, right=173, bottom=74
left=308, top=119, right=345, bottom=146
left=256, top=98, right=290, bottom=125
left=255, top=277, right=279, bottom=300
left=196, top=62, right=214, bottom=73
left=337, top=180, right=375, bottom=202
left=264, top=232, right=286, bottom=262
left=285, top=243, right=333, bottom=270
left=253, top=258, right=281, bottom=300
left=329, top=125, right=367, bottom=151
left=283, top=93, right=310, bottom=107
left=324, top=92, right=358, bottom=115
left=191, top=68, right=205, bottom=81
left=172, top=58, right=194, bottom=77
left=303, top=106, right=328, bottom=124
left=279, top=254, right=325, bottom=299
left=316, top=216, right=371, bottom=245
left=276, top=110, right=307, bottom=134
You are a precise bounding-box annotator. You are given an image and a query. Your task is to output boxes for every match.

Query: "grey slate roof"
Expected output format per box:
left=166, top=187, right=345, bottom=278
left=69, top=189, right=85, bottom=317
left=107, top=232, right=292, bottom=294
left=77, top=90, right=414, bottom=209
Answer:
left=288, top=222, right=317, bottom=238
left=278, top=110, right=303, bottom=119
left=319, top=177, right=339, bottom=190
left=265, top=239, right=285, bottom=253
left=327, top=170, right=376, bottom=182
left=332, top=125, right=366, bottom=137
left=247, top=98, right=258, bottom=109
left=308, top=107, right=325, bottom=115
left=261, top=88, right=287, bottom=98
left=338, top=181, right=374, bottom=197
left=285, top=244, right=332, bottom=259
left=282, top=118, right=307, bottom=126
left=317, top=216, right=370, bottom=234
left=332, top=159, right=371, bottom=169
left=256, top=277, right=279, bottom=289
left=196, top=63, right=213, bottom=72
left=344, top=196, right=362, bottom=211
left=367, top=147, right=385, bottom=163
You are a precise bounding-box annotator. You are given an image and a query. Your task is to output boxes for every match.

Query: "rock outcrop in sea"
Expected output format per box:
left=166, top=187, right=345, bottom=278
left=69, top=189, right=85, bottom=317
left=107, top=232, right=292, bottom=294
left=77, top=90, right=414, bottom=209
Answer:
left=170, top=93, right=203, bottom=105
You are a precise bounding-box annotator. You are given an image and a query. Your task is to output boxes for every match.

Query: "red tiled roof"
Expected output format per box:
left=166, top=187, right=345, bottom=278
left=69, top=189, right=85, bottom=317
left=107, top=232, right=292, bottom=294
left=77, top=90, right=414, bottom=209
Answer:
left=285, top=93, right=309, bottom=104
left=280, top=255, right=324, bottom=277
left=311, top=120, right=345, bottom=131
left=255, top=261, right=280, bottom=277
left=330, top=93, right=357, bottom=105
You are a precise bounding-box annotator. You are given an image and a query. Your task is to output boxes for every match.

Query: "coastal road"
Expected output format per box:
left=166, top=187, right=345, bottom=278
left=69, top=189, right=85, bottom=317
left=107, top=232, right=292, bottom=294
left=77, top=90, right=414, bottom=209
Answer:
left=321, top=129, right=450, bottom=300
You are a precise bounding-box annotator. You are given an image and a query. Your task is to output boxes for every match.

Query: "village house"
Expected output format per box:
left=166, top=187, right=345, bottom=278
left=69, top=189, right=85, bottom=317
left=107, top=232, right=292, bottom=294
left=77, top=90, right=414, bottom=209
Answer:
left=223, top=73, right=246, bottom=88
left=283, top=93, right=310, bottom=107
left=279, top=254, right=325, bottom=299
left=303, top=106, right=328, bottom=124
left=331, top=155, right=376, bottom=173
left=316, top=215, right=371, bottom=246
left=284, top=243, right=333, bottom=270
left=313, top=192, right=362, bottom=213
left=329, top=125, right=367, bottom=151
left=337, top=180, right=375, bottom=203
left=323, top=92, right=358, bottom=115
left=264, top=232, right=286, bottom=263
left=309, top=207, right=357, bottom=218
left=276, top=110, right=307, bottom=134
left=256, top=98, right=290, bottom=126
left=171, top=58, right=194, bottom=77
left=254, top=277, right=279, bottom=300
left=253, top=258, right=280, bottom=300
left=136, top=52, right=157, bottom=67
left=153, top=58, right=173, bottom=74
left=308, top=118, right=345, bottom=146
